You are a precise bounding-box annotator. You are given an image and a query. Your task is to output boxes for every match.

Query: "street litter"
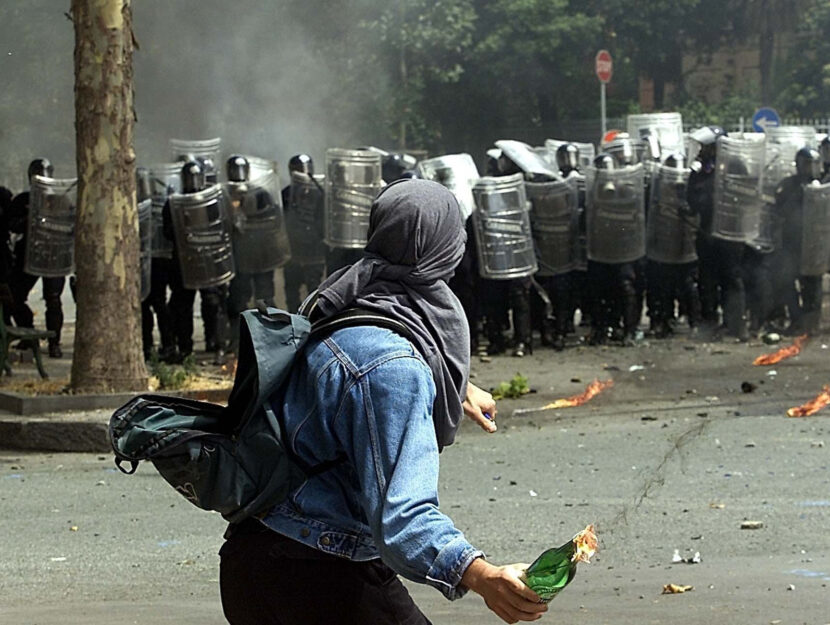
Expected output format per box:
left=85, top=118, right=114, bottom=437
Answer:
left=753, top=335, right=807, bottom=366
left=787, top=385, right=830, bottom=417
left=662, top=583, right=694, bottom=594
left=740, top=381, right=757, bottom=393
left=709, top=502, right=725, bottom=509
left=672, top=549, right=701, bottom=564
left=628, top=365, right=645, bottom=372
left=512, top=379, right=613, bottom=416
left=740, top=521, right=764, bottom=530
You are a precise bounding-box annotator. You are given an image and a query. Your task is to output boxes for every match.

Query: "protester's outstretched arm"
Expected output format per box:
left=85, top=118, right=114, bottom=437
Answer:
left=464, top=382, right=497, bottom=432
left=461, top=557, right=547, bottom=623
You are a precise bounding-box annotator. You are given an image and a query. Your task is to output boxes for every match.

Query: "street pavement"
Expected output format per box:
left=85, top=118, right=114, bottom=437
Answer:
left=1, top=322, right=829, bottom=624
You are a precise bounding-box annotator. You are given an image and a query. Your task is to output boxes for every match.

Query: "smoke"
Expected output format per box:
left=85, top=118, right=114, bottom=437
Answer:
left=0, top=1, right=383, bottom=191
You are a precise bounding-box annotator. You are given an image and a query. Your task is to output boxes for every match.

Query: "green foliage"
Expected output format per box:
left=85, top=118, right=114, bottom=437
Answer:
left=491, top=373, right=530, bottom=400
left=148, top=353, right=198, bottom=390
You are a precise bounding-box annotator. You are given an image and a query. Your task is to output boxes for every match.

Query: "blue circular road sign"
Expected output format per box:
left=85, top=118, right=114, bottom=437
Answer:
left=752, top=107, right=781, bottom=132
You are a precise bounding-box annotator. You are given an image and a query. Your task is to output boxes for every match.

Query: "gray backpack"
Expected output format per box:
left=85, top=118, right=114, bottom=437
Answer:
left=109, top=302, right=411, bottom=523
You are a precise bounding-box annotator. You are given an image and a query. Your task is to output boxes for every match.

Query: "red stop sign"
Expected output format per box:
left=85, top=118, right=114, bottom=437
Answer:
left=595, top=49, right=613, bottom=83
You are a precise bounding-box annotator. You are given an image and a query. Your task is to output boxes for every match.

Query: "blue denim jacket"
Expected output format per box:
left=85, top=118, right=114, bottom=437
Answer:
left=262, top=325, right=483, bottom=600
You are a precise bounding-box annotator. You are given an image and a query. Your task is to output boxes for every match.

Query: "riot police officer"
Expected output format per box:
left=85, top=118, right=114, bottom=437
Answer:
left=821, top=136, right=830, bottom=182
left=7, top=158, right=69, bottom=357
left=281, top=154, right=326, bottom=313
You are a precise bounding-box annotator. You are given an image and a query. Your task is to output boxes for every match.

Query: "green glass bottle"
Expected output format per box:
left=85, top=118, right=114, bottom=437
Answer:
left=521, top=524, right=597, bottom=603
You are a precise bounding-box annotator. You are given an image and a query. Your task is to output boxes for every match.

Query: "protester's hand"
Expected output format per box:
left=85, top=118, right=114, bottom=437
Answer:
left=461, top=558, right=547, bottom=623
left=463, top=382, right=497, bottom=433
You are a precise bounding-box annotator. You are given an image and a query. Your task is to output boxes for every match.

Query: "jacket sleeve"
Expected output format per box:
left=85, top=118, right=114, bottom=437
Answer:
left=335, top=353, right=483, bottom=600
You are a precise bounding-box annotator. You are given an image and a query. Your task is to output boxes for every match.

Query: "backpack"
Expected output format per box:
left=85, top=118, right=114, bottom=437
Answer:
left=109, top=301, right=413, bottom=524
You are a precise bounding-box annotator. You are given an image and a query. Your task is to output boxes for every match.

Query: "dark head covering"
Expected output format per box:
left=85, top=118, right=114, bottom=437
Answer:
left=315, top=178, right=470, bottom=449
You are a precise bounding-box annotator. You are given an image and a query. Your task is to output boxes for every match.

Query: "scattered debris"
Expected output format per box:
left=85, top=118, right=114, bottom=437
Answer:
left=662, top=583, right=694, bottom=594
left=741, top=381, right=757, bottom=393
left=529, top=490, right=538, bottom=497
left=753, top=335, right=807, bottom=366
left=49, top=557, right=67, bottom=562
left=628, top=365, right=645, bottom=372
left=745, top=441, right=756, bottom=448
left=672, top=549, right=701, bottom=564
left=740, top=521, right=764, bottom=530
left=513, top=379, right=613, bottom=415
left=709, top=502, right=725, bottom=509
left=762, top=333, right=781, bottom=345
left=787, top=385, right=830, bottom=417
left=69, top=526, right=78, bottom=532
left=811, top=441, right=825, bottom=448
left=641, top=415, right=657, bottom=421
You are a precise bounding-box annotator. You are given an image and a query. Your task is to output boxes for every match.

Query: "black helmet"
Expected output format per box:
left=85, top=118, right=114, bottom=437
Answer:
left=662, top=153, right=686, bottom=170
left=226, top=155, right=250, bottom=182
left=556, top=143, right=580, bottom=175
left=593, top=153, right=616, bottom=170
left=136, top=167, right=152, bottom=202
left=496, top=152, right=521, bottom=177
left=288, top=154, right=314, bottom=176
left=196, top=156, right=217, bottom=185
left=795, top=147, right=822, bottom=183
left=27, top=158, right=53, bottom=182
left=398, top=169, right=419, bottom=179
left=820, top=136, right=830, bottom=166
left=604, top=138, right=637, bottom=167
left=180, top=160, right=205, bottom=194
left=689, top=125, right=727, bottom=147
left=382, top=153, right=408, bottom=182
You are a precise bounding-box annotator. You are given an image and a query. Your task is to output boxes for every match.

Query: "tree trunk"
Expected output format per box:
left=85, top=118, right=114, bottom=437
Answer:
left=70, top=0, right=147, bottom=392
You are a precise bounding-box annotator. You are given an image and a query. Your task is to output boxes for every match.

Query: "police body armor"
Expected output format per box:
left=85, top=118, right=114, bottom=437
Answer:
left=754, top=126, right=818, bottom=252
left=545, top=139, right=596, bottom=171
left=525, top=177, right=578, bottom=276
left=494, top=139, right=559, bottom=181
left=416, top=153, right=479, bottom=220
left=25, top=175, right=77, bottom=277
left=472, top=173, right=537, bottom=280
left=801, top=181, right=830, bottom=276
left=149, top=162, right=181, bottom=259
left=324, top=148, right=383, bottom=249
left=585, top=164, right=646, bottom=264
left=138, top=198, right=153, bottom=301
left=224, top=170, right=290, bottom=274
left=626, top=112, right=686, bottom=157
left=169, top=184, right=235, bottom=290
left=287, top=171, right=326, bottom=264
left=646, top=163, right=698, bottom=264
left=712, top=136, right=764, bottom=242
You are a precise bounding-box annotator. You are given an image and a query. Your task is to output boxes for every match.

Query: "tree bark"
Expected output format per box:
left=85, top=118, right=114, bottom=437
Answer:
left=70, top=0, right=147, bottom=392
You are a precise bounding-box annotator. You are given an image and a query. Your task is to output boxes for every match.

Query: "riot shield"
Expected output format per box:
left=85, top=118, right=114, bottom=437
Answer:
left=224, top=169, right=291, bottom=274
left=526, top=177, right=578, bottom=276
left=169, top=184, right=235, bottom=290
left=242, top=155, right=277, bottom=181
left=324, top=148, right=383, bottom=249
left=169, top=137, right=222, bottom=181
left=801, top=182, right=830, bottom=276
left=544, top=139, right=596, bottom=171
left=472, top=174, right=537, bottom=279
left=286, top=171, right=326, bottom=264
left=494, top=139, right=559, bottom=181
left=626, top=112, right=685, bottom=156
left=585, top=164, right=646, bottom=264
left=646, top=164, right=698, bottom=264
left=148, top=162, right=181, bottom=259
left=569, top=172, right=589, bottom=272
left=712, top=136, right=764, bottom=242
left=138, top=198, right=152, bottom=301
left=25, top=175, right=77, bottom=277
left=416, top=153, right=479, bottom=220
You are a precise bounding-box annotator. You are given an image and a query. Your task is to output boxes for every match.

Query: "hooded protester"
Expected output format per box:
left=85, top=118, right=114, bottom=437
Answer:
left=218, top=179, right=548, bottom=625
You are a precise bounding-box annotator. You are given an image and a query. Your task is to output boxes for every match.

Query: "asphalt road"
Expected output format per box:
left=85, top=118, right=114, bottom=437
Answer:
left=1, top=330, right=829, bottom=625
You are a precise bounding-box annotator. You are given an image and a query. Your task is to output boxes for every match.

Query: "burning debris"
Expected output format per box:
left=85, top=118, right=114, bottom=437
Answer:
left=787, top=385, right=830, bottom=417
left=753, top=334, right=808, bottom=366
left=512, top=379, right=614, bottom=416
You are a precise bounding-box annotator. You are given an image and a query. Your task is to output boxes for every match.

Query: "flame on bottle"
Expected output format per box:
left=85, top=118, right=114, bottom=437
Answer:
left=787, top=384, right=830, bottom=417
left=753, top=334, right=808, bottom=366
left=541, top=379, right=613, bottom=410
left=571, top=524, right=598, bottom=564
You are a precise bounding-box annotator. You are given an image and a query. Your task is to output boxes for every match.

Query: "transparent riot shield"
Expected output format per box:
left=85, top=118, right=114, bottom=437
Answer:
left=224, top=169, right=290, bottom=274
left=286, top=171, right=326, bottom=264
left=169, top=137, right=222, bottom=181
left=801, top=182, right=830, bottom=276
left=526, top=177, right=578, bottom=276
left=569, top=172, right=588, bottom=272
left=25, top=175, right=77, bottom=277
left=169, top=184, right=235, bottom=290
left=138, top=198, right=152, bottom=301
left=324, top=148, right=383, bottom=249
left=148, top=162, right=181, bottom=259
left=585, top=164, right=646, bottom=264
left=627, top=112, right=686, bottom=156
left=472, top=174, right=537, bottom=279
left=544, top=139, right=596, bottom=171
left=712, top=136, right=764, bottom=242
left=495, top=139, right=559, bottom=180
left=416, top=153, right=479, bottom=220
left=242, top=155, right=277, bottom=181
left=646, top=164, right=698, bottom=264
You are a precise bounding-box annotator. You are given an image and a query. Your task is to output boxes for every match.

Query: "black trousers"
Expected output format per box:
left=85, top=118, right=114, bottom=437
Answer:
left=141, top=257, right=176, bottom=354
left=219, top=523, right=432, bottom=625
left=283, top=261, right=324, bottom=313
left=7, top=269, right=65, bottom=344
left=646, top=260, right=701, bottom=327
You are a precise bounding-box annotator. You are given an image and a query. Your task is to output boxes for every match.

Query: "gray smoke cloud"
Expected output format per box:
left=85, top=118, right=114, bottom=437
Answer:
left=0, top=1, right=381, bottom=191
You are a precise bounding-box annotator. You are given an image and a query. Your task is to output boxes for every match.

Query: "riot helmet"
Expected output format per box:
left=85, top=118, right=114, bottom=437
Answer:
left=180, top=160, right=206, bottom=194
left=662, top=153, right=686, bottom=170
left=382, top=152, right=409, bottom=182
left=288, top=153, right=314, bottom=176
left=197, top=156, right=217, bottom=185
left=398, top=169, right=420, bottom=179
left=485, top=148, right=502, bottom=176
left=556, top=143, right=580, bottom=175
left=640, top=129, right=662, bottom=162
left=794, top=147, right=822, bottom=183
left=604, top=138, right=637, bottom=167
left=689, top=125, right=726, bottom=165
left=496, top=152, right=522, bottom=177
left=27, top=158, right=53, bottom=183
left=136, top=167, right=152, bottom=202
left=226, top=155, right=250, bottom=182
left=593, top=153, right=617, bottom=170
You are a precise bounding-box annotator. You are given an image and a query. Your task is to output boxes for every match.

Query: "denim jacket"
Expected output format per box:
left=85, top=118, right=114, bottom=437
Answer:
left=262, top=325, right=483, bottom=600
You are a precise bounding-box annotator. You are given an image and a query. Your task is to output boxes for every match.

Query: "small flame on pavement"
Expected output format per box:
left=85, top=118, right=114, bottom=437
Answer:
left=753, top=334, right=808, bottom=366
left=787, top=385, right=830, bottom=417
left=541, top=379, right=614, bottom=410
left=220, top=359, right=238, bottom=378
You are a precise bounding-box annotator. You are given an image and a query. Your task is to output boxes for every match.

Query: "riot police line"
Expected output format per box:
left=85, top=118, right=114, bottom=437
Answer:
left=1, top=119, right=829, bottom=364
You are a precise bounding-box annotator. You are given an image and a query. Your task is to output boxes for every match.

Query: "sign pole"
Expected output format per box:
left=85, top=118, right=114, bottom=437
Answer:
left=601, top=82, right=607, bottom=138
left=595, top=49, right=612, bottom=141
